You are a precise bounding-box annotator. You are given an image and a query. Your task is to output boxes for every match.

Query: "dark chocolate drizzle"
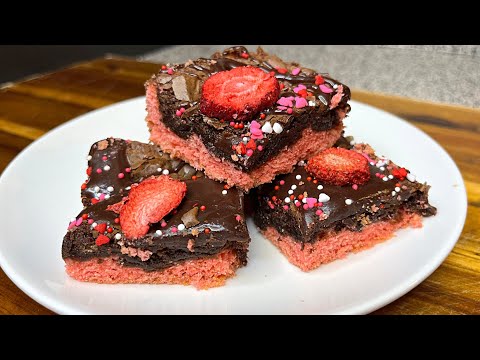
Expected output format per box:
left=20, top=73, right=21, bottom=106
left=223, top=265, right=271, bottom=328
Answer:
left=64, top=138, right=250, bottom=271
left=147, top=46, right=351, bottom=172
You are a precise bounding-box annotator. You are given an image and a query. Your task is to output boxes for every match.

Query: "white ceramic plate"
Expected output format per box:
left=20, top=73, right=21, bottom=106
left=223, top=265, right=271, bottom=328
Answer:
left=0, top=97, right=467, bottom=315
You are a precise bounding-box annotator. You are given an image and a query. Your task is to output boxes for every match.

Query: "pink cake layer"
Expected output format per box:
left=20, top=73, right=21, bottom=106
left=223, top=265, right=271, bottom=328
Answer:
left=146, top=83, right=344, bottom=191
left=261, top=211, right=423, bottom=272
left=65, top=250, right=240, bottom=290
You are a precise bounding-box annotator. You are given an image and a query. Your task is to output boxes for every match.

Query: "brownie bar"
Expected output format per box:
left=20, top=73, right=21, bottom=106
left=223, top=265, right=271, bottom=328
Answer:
left=253, top=142, right=436, bottom=270
left=63, top=138, right=250, bottom=288
left=146, top=46, right=350, bottom=190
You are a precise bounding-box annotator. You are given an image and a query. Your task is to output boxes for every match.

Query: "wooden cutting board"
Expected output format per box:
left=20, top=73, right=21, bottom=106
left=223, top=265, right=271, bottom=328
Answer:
left=0, top=57, right=479, bottom=315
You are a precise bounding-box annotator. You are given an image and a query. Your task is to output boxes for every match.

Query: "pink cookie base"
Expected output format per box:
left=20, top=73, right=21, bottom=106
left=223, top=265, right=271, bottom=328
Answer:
left=65, top=250, right=240, bottom=290
left=146, top=83, right=344, bottom=191
left=261, top=211, right=423, bottom=272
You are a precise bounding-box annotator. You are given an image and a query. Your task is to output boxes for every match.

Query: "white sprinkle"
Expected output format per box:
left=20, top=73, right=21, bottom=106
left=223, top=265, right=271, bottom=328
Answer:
left=243, top=137, right=249, bottom=143
left=380, top=167, right=385, bottom=171
left=115, top=233, right=122, bottom=240
left=392, top=191, right=397, bottom=196
left=156, top=230, right=163, bottom=236
left=273, top=123, right=283, bottom=134
left=370, top=162, right=375, bottom=166
left=318, top=193, right=330, bottom=203
left=288, top=190, right=294, bottom=195
left=345, top=199, right=353, bottom=205
left=103, top=165, right=111, bottom=171
left=350, top=140, right=356, bottom=146
left=222, top=190, right=228, bottom=195
left=302, top=198, right=307, bottom=204
left=388, top=174, right=394, bottom=179
left=157, top=167, right=162, bottom=172
left=382, top=177, right=389, bottom=181
left=70, top=217, right=76, bottom=222
left=105, top=194, right=110, bottom=200
left=94, top=186, right=100, bottom=192
left=284, top=197, right=291, bottom=203
left=333, top=84, right=338, bottom=89
left=92, top=222, right=98, bottom=228
left=296, top=175, right=302, bottom=180
left=291, top=184, right=297, bottom=190
left=87, top=155, right=92, bottom=161
left=261, top=121, right=273, bottom=134
left=308, top=100, right=316, bottom=107
left=407, top=173, right=416, bottom=182
left=297, top=160, right=305, bottom=166
left=178, top=224, right=186, bottom=231
left=107, top=186, right=114, bottom=192
left=125, top=186, right=131, bottom=190
left=395, top=186, right=401, bottom=192
left=162, top=169, right=170, bottom=175
left=317, top=185, right=324, bottom=190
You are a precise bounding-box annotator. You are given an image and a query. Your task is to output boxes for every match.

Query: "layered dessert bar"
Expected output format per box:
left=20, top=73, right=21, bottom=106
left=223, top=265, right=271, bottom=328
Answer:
left=253, top=141, right=437, bottom=271
left=63, top=138, right=250, bottom=289
left=146, top=46, right=351, bottom=191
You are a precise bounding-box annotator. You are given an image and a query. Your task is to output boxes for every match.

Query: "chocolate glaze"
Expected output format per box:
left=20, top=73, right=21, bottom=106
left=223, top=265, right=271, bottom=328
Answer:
left=146, top=46, right=351, bottom=172
left=64, top=138, right=250, bottom=271
left=253, top=143, right=437, bottom=243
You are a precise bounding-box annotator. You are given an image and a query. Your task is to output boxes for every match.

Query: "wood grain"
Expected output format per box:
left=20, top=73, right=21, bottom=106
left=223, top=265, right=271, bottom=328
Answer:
left=0, top=57, right=479, bottom=315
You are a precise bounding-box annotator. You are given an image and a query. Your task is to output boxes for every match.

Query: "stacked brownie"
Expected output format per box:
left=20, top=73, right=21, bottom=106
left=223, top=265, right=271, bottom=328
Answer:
left=62, top=47, right=436, bottom=287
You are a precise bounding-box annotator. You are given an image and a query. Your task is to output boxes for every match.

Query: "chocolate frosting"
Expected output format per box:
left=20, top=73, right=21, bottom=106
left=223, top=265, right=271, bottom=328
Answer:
left=64, top=138, right=250, bottom=271
left=253, top=143, right=437, bottom=243
left=147, top=46, right=351, bottom=172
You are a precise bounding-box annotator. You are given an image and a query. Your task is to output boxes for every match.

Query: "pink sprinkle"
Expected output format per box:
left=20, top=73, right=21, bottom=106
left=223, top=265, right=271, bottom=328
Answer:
left=277, top=106, right=288, bottom=111
left=295, top=200, right=301, bottom=207
left=295, top=97, right=308, bottom=109
left=257, top=145, right=263, bottom=151
left=375, top=173, right=381, bottom=177
left=118, top=173, right=125, bottom=179
left=180, top=107, right=186, bottom=113
left=306, top=197, right=317, bottom=208
left=96, top=168, right=102, bottom=174
left=171, top=226, right=178, bottom=233
left=352, top=184, right=358, bottom=190
left=293, top=84, right=306, bottom=93
left=167, top=68, right=174, bottom=75
left=268, top=201, right=275, bottom=209
left=361, top=153, right=376, bottom=163
left=75, top=217, right=83, bottom=226
left=230, top=121, right=235, bottom=126
left=287, top=108, right=293, bottom=114
left=280, top=180, right=285, bottom=185
left=99, top=193, right=106, bottom=201
left=283, top=205, right=289, bottom=210
left=235, top=215, right=242, bottom=222
left=125, top=168, right=131, bottom=173
left=319, top=84, right=333, bottom=94
left=277, top=97, right=294, bottom=107
left=303, top=204, right=309, bottom=210
left=250, top=128, right=263, bottom=136
left=161, top=221, right=167, bottom=228
left=68, top=221, right=76, bottom=230
left=316, top=209, right=323, bottom=216
left=291, top=68, right=301, bottom=76
left=176, top=110, right=182, bottom=116
left=318, top=202, right=323, bottom=207
left=102, top=156, right=108, bottom=161
left=88, top=219, right=94, bottom=225
left=246, top=149, right=254, bottom=157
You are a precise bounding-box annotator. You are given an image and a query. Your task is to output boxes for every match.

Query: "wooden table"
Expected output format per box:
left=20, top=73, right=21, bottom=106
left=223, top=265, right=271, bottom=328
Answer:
left=1, top=58, right=479, bottom=315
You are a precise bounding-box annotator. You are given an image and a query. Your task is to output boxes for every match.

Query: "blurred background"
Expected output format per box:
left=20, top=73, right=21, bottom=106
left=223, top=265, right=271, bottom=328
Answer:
left=1, top=45, right=479, bottom=108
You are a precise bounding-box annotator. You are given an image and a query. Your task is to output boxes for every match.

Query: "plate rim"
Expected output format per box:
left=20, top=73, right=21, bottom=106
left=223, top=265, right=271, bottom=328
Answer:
left=0, top=96, right=468, bottom=315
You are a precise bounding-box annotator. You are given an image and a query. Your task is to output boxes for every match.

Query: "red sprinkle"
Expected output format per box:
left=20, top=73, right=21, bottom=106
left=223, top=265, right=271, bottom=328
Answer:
left=81, top=183, right=87, bottom=190
left=107, top=227, right=113, bottom=233
left=315, top=75, right=325, bottom=85
left=307, top=177, right=312, bottom=182
left=274, top=185, right=280, bottom=191
left=192, top=176, right=197, bottom=181
left=272, top=196, right=277, bottom=202
left=114, top=218, right=120, bottom=224
left=86, top=167, right=92, bottom=176
left=82, top=213, right=88, bottom=220
left=95, top=234, right=110, bottom=246
left=204, top=228, right=211, bottom=234
left=91, top=198, right=99, bottom=205
left=241, top=52, right=249, bottom=59
left=279, top=83, right=285, bottom=90
left=260, top=113, right=266, bottom=120
left=298, top=194, right=304, bottom=201
left=161, top=65, right=167, bottom=70
left=200, top=205, right=206, bottom=211
left=277, top=67, right=288, bottom=74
